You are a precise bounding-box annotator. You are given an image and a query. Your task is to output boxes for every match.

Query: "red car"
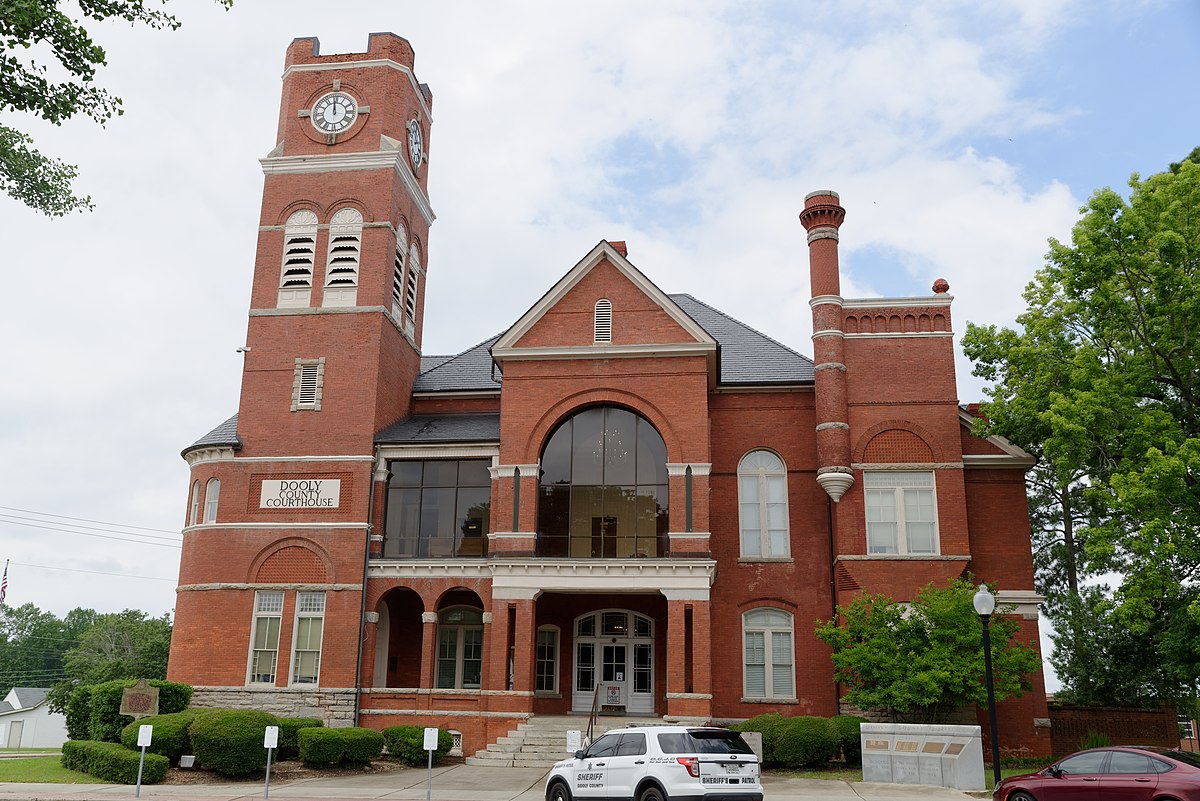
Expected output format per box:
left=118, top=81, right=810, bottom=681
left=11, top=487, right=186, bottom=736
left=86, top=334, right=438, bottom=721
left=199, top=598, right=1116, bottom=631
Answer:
left=993, top=746, right=1200, bottom=801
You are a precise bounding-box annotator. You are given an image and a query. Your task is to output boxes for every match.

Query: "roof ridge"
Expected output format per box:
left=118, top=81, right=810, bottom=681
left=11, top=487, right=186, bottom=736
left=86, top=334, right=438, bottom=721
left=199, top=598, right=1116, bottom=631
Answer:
left=670, top=293, right=813, bottom=364
left=418, top=332, right=503, bottom=376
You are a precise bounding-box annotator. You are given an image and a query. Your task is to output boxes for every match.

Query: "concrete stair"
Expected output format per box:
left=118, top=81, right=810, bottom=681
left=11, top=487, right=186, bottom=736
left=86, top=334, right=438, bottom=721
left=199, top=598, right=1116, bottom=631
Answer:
left=466, top=714, right=664, bottom=768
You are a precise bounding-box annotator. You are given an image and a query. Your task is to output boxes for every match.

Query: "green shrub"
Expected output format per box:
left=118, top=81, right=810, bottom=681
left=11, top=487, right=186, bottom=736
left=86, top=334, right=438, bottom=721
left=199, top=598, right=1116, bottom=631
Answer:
left=1080, top=730, right=1111, bottom=750
left=733, top=714, right=787, bottom=766
left=299, top=727, right=345, bottom=766
left=340, top=727, right=385, bottom=764
left=277, top=717, right=324, bottom=760
left=189, top=709, right=279, bottom=776
left=119, top=709, right=207, bottom=764
left=775, top=716, right=839, bottom=769
left=86, top=680, right=193, bottom=743
left=62, top=740, right=169, bottom=784
left=65, top=685, right=93, bottom=741
left=831, top=716, right=866, bottom=766
left=381, top=725, right=452, bottom=766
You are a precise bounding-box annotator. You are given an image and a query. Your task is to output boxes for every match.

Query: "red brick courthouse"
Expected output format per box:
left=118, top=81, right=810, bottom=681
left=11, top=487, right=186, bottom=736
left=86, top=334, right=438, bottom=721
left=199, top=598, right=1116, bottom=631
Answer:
left=167, top=33, right=1051, bottom=758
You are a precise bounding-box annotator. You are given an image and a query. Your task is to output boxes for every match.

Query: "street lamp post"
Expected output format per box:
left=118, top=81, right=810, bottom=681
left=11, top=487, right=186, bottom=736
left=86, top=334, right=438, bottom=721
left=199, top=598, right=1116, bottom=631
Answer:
left=973, top=583, right=1002, bottom=789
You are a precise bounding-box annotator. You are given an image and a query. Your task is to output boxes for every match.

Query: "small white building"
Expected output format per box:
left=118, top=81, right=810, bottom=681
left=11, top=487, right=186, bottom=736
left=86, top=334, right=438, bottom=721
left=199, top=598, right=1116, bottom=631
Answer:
left=0, top=688, right=67, bottom=749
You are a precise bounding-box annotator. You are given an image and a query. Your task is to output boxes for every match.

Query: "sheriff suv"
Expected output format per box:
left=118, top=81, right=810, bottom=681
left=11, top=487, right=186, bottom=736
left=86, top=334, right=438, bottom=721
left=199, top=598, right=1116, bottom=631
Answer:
left=545, top=725, right=763, bottom=801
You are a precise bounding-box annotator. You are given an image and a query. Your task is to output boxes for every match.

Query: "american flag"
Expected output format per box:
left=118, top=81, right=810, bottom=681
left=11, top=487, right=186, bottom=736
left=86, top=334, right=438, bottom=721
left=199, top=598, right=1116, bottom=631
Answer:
left=0, top=560, right=7, bottom=605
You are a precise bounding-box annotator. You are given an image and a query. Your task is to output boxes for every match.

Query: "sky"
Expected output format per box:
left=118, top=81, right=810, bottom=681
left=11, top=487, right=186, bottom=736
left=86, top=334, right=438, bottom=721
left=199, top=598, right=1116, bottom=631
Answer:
left=1, top=1, right=1197, bottom=692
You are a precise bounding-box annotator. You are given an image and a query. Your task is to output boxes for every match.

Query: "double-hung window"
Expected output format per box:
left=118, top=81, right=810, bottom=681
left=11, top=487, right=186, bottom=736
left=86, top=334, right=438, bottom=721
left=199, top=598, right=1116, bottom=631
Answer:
left=204, top=478, right=220, bottom=523
left=536, top=626, right=559, bottom=694
left=738, top=450, right=789, bottom=557
left=291, top=592, right=326, bottom=685
left=249, top=591, right=284, bottom=684
left=742, top=608, right=794, bottom=699
left=864, top=471, right=938, bottom=554
left=436, top=607, right=484, bottom=689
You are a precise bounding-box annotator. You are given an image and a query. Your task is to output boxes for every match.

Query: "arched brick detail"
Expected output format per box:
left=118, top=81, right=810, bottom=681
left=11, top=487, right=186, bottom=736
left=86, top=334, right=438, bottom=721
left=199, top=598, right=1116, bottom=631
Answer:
left=436, top=586, right=485, bottom=611
left=249, top=538, right=332, bottom=583
left=275, top=201, right=322, bottom=227
left=853, top=419, right=944, bottom=463
left=523, top=388, right=680, bottom=464
left=735, top=596, right=798, bottom=611
left=323, top=197, right=371, bottom=223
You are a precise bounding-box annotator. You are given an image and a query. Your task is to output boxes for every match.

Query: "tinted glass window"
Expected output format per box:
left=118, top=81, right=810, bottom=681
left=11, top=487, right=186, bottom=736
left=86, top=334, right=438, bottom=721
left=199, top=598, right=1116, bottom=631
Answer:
left=1107, top=751, right=1152, bottom=774
left=1149, top=757, right=1175, bottom=774
left=1166, top=750, right=1200, bottom=769
left=1058, top=751, right=1107, bottom=775
left=617, top=733, right=647, bottom=756
left=656, top=730, right=754, bottom=755
left=588, top=733, right=620, bottom=758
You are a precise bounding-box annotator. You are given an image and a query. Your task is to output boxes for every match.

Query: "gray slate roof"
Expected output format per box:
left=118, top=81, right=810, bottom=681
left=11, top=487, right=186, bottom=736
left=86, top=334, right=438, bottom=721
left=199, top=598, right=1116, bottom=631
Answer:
left=182, top=414, right=241, bottom=456
left=412, top=333, right=503, bottom=392
left=375, top=413, right=501, bottom=444
left=670, top=294, right=814, bottom=385
left=7, top=688, right=48, bottom=710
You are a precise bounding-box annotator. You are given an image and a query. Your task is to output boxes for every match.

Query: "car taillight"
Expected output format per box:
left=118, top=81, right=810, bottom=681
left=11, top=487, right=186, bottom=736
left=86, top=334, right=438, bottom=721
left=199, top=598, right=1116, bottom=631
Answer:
left=676, top=757, right=700, bottom=778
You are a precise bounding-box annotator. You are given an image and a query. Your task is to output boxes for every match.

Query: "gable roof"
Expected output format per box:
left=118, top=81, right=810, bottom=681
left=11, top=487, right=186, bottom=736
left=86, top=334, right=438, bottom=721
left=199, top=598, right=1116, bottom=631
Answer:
left=5, top=688, right=48, bottom=711
left=671, top=294, right=814, bottom=385
left=413, top=334, right=503, bottom=393
left=491, top=241, right=717, bottom=357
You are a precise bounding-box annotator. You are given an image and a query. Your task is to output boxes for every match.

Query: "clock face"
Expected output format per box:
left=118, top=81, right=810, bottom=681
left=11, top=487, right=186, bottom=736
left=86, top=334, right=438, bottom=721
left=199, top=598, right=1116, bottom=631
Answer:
left=311, top=92, right=358, bottom=134
left=408, top=119, right=423, bottom=169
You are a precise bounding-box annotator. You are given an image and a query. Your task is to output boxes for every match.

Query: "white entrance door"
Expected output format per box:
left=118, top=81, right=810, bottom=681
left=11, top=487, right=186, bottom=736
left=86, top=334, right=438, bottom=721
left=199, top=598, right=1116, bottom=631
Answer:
left=572, top=609, right=654, bottom=715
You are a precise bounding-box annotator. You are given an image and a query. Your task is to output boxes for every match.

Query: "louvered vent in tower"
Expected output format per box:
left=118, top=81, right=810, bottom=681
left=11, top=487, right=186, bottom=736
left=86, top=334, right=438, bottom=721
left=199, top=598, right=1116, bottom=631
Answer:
left=323, top=208, right=363, bottom=307
left=594, top=299, right=612, bottom=343
left=391, top=224, right=408, bottom=321
left=278, top=210, right=318, bottom=308
left=404, top=243, right=420, bottom=338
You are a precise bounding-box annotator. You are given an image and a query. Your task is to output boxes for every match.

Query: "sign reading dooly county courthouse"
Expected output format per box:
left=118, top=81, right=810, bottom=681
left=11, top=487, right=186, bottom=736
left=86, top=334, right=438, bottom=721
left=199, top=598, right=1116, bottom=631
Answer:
left=260, top=479, right=341, bottom=509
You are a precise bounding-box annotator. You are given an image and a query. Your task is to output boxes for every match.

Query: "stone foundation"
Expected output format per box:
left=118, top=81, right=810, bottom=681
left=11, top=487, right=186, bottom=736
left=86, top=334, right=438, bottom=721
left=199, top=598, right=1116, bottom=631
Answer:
left=190, top=686, right=357, bottom=727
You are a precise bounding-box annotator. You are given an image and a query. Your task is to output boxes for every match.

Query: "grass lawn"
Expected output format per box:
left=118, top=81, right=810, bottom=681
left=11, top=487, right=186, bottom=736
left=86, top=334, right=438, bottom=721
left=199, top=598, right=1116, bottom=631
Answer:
left=0, top=756, right=110, bottom=784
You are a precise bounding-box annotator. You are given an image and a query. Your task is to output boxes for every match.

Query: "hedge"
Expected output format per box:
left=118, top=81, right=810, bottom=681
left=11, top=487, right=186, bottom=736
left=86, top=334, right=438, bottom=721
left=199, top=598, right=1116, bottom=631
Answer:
left=62, top=740, right=168, bottom=784
left=381, top=725, right=452, bottom=766
left=84, top=680, right=193, bottom=743
left=65, top=685, right=93, bottom=742
left=733, top=714, right=787, bottom=766
left=119, top=709, right=209, bottom=764
left=341, top=727, right=385, bottom=764
left=189, top=709, right=279, bottom=776
left=775, top=716, right=839, bottom=769
left=832, top=716, right=866, bottom=766
left=277, top=717, right=324, bottom=760
left=299, top=727, right=345, bottom=766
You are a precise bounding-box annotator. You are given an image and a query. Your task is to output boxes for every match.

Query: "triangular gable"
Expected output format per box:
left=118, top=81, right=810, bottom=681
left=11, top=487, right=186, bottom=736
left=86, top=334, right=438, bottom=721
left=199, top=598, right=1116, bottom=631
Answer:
left=959, top=408, right=1036, bottom=468
left=492, top=241, right=717, bottom=362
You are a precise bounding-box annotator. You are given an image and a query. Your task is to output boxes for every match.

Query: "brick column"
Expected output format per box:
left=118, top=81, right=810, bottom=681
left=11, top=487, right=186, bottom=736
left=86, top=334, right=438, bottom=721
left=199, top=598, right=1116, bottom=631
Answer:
left=510, top=600, right=536, bottom=694
left=664, top=592, right=713, bottom=720
left=799, top=190, right=853, bottom=502
left=487, top=464, right=539, bottom=556
left=419, top=611, right=437, bottom=689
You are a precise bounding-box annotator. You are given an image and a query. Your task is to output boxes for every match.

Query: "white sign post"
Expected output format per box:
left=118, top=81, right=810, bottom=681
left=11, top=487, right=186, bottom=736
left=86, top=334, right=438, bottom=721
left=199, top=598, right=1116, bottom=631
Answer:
left=135, top=725, right=152, bottom=798
left=423, top=727, right=438, bottom=801
left=263, top=725, right=280, bottom=799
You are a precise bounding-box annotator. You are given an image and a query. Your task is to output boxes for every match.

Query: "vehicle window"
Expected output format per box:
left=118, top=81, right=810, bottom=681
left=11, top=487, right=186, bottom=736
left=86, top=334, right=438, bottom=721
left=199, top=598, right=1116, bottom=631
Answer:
left=588, top=733, right=620, bottom=758
left=1107, top=751, right=1152, bottom=774
left=1058, top=751, right=1107, bottom=775
left=689, top=729, right=755, bottom=755
left=1149, top=757, right=1175, bottom=774
left=1166, top=751, right=1200, bottom=769
left=617, top=733, right=647, bottom=756
left=657, top=733, right=692, bottom=754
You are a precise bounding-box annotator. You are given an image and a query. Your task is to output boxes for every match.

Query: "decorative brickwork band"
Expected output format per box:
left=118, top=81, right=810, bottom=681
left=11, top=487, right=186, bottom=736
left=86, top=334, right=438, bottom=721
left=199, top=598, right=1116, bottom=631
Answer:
left=815, top=421, right=850, bottom=431
left=813, top=362, right=847, bottom=372
left=806, top=226, right=840, bottom=244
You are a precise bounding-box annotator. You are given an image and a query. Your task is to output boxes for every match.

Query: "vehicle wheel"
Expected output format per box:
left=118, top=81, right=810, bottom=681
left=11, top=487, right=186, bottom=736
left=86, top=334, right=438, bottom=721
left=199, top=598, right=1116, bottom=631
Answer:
left=547, top=781, right=572, bottom=801
left=638, top=785, right=666, bottom=801
left=1007, top=792, right=1036, bottom=801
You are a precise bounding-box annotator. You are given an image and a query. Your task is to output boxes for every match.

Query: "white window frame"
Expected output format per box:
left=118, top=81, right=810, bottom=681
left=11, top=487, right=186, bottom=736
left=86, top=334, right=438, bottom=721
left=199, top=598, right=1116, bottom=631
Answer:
left=594, top=298, right=612, bottom=343
left=278, top=210, right=318, bottom=308
left=436, top=606, right=484, bottom=690
left=737, top=449, right=790, bottom=558
left=290, top=591, right=326, bottom=685
left=864, top=470, right=939, bottom=555
left=535, top=625, right=560, bottom=695
left=323, top=208, right=363, bottom=307
left=248, top=591, right=284, bottom=685
left=742, top=608, right=795, bottom=700
left=290, top=357, right=325, bottom=411
left=203, top=478, right=220, bottom=523
left=188, top=480, right=201, bottom=526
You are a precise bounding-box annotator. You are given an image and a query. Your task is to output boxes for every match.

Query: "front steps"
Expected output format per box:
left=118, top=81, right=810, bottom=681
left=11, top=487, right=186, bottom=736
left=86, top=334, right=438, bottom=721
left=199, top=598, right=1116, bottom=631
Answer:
left=467, top=714, right=664, bottom=768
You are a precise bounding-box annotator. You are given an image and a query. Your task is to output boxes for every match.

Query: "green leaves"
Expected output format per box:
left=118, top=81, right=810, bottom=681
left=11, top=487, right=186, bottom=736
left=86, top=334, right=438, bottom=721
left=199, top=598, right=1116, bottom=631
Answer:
left=964, top=153, right=1200, bottom=703
left=814, top=579, right=1041, bottom=722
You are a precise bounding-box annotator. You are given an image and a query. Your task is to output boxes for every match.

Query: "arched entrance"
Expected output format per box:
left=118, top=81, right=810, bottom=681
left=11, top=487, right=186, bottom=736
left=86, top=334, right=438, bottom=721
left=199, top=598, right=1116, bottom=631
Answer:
left=571, top=609, right=654, bottom=715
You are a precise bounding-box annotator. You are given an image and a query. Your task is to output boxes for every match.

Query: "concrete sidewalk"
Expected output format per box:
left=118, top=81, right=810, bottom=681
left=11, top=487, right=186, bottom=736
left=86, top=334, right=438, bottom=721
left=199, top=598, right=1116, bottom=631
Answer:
left=0, top=762, right=985, bottom=801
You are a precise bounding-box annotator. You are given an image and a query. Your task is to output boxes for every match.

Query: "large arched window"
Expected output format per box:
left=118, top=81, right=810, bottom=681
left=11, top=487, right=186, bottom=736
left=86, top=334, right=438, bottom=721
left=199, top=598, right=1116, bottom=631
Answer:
left=537, top=406, right=668, bottom=558
left=738, top=450, right=789, bottom=557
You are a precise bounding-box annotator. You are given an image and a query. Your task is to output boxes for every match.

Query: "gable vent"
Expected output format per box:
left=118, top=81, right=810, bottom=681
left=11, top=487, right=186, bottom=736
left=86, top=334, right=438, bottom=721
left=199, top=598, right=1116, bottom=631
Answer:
left=594, top=298, right=612, bottom=343
left=291, top=358, right=325, bottom=411
left=323, top=208, right=363, bottom=307
left=278, top=210, right=318, bottom=308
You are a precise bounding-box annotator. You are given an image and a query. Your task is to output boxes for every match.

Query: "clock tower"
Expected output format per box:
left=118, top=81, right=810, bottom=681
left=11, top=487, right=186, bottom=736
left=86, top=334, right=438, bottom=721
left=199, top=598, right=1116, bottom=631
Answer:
left=169, top=33, right=436, bottom=713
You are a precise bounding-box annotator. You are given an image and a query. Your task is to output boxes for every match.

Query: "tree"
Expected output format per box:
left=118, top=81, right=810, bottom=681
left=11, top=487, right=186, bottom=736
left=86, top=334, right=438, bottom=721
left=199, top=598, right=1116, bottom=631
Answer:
left=964, top=152, right=1200, bottom=703
left=61, top=609, right=172, bottom=685
left=0, top=603, right=71, bottom=695
left=814, top=579, right=1041, bottom=723
left=1, top=0, right=231, bottom=215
